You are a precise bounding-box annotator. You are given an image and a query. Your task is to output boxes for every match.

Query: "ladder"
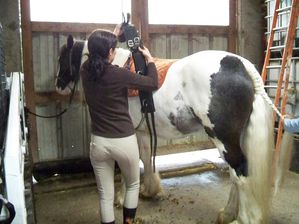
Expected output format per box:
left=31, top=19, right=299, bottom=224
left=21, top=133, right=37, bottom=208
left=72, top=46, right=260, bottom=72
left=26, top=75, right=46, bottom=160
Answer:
left=262, top=0, right=299, bottom=151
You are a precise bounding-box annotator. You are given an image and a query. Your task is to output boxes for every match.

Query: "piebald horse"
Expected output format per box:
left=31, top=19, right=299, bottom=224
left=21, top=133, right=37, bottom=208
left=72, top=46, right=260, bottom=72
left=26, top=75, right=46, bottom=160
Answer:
left=55, top=34, right=293, bottom=223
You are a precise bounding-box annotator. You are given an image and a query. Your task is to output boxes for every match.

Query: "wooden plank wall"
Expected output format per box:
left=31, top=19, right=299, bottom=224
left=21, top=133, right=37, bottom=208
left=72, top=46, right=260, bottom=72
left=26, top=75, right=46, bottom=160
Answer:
left=22, top=0, right=235, bottom=163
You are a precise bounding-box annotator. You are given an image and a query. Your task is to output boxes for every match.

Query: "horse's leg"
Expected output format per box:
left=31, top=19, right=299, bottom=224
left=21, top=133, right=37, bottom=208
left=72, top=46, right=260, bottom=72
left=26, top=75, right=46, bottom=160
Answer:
left=210, top=138, right=240, bottom=224
left=213, top=136, right=264, bottom=224
left=114, top=174, right=125, bottom=207
left=216, top=172, right=239, bottom=224
left=136, top=132, right=163, bottom=198
left=214, top=133, right=267, bottom=224
left=227, top=170, right=265, bottom=224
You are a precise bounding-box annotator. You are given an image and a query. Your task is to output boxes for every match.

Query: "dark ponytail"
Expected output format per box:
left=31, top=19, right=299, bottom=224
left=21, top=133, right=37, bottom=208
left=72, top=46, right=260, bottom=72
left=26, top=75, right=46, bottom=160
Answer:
left=87, top=29, right=117, bottom=81
left=88, top=53, right=106, bottom=81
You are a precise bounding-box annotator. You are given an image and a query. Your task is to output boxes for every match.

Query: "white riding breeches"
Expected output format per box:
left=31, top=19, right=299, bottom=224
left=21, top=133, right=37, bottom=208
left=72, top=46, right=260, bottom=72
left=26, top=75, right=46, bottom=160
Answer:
left=90, top=134, right=140, bottom=223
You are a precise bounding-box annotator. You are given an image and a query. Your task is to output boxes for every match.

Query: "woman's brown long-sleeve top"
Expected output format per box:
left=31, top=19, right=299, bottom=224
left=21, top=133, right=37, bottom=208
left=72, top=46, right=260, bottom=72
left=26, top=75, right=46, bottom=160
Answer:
left=80, top=62, right=158, bottom=138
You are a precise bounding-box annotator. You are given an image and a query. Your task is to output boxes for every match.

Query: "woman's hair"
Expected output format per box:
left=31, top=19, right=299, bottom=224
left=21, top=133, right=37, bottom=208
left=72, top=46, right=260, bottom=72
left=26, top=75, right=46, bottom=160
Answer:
left=87, top=29, right=117, bottom=81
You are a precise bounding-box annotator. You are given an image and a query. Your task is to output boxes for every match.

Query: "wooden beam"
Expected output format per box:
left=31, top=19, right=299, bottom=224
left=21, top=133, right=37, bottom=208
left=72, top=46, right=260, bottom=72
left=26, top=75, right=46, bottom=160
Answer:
left=31, top=21, right=230, bottom=37
left=149, top=24, right=229, bottom=35
left=35, top=91, right=83, bottom=105
left=21, top=0, right=39, bottom=163
left=31, top=22, right=115, bottom=34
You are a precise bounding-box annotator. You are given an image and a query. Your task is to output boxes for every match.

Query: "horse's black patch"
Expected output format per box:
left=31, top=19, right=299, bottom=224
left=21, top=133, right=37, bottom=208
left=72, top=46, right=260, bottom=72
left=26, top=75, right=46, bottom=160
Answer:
left=168, top=106, right=202, bottom=134
left=204, top=126, right=215, bottom=138
left=208, top=55, right=254, bottom=177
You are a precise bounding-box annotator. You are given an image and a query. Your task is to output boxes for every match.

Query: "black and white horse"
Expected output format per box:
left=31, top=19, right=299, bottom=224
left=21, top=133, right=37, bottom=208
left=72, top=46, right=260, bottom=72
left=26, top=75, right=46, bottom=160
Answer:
left=55, top=34, right=293, bottom=223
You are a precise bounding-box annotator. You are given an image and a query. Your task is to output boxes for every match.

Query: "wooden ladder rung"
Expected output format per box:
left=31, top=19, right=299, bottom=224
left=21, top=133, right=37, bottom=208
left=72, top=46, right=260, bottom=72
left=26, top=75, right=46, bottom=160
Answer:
left=270, top=45, right=285, bottom=50
left=273, top=26, right=288, bottom=31
left=264, top=85, right=278, bottom=88
left=276, top=6, right=292, bottom=13
left=266, top=65, right=281, bottom=69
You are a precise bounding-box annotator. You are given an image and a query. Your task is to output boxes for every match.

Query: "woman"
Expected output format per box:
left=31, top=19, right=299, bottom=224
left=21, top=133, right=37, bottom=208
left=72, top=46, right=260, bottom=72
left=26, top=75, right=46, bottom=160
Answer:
left=80, top=29, right=158, bottom=224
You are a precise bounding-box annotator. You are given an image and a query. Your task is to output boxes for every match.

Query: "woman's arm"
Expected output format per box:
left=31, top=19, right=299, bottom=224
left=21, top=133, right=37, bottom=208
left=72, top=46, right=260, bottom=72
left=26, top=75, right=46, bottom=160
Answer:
left=284, top=117, right=299, bottom=133
left=122, top=63, right=158, bottom=91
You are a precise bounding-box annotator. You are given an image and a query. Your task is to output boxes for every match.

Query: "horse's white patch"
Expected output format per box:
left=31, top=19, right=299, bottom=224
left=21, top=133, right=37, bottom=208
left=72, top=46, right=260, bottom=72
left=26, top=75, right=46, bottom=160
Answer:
left=112, top=48, right=131, bottom=67
left=81, top=41, right=88, bottom=66
left=211, top=138, right=227, bottom=158
left=79, top=42, right=131, bottom=68
left=56, top=81, right=75, bottom=95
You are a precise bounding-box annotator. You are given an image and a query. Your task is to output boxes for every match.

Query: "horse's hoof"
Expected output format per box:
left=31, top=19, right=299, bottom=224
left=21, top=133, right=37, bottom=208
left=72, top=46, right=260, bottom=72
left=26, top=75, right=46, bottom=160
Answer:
left=114, top=199, right=123, bottom=208
left=216, top=208, right=237, bottom=224
left=139, top=182, right=163, bottom=199
left=139, top=185, right=153, bottom=198
left=140, top=189, right=166, bottom=202
left=114, top=192, right=124, bottom=208
left=216, top=208, right=225, bottom=224
left=228, top=221, right=239, bottom=224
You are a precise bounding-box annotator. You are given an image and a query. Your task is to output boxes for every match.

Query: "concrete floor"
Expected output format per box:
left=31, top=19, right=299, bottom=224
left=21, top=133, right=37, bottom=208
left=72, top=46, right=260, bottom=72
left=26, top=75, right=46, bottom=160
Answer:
left=34, top=149, right=299, bottom=224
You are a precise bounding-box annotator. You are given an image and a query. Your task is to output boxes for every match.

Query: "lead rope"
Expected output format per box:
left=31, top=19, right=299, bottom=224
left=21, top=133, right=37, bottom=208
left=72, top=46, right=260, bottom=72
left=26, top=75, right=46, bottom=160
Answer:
left=150, top=111, right=157, bottom=173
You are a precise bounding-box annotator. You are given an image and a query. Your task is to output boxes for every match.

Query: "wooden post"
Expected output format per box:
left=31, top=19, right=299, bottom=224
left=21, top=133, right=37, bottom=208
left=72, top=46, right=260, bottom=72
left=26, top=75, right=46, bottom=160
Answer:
left=20, top=0, right=39, bottom=163
left=228, top=0, right=237, bottom=53
left=132, top=0, right=149, bottom=47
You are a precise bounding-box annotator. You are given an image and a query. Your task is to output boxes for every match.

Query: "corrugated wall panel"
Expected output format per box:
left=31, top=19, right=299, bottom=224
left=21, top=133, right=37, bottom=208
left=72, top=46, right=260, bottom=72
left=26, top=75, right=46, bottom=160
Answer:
left=32, top=33, right=57, bottom=92
left=170, top=34, right=189, bottom=58
left=150, top=34, right=167, bottom=58
left=36, top=103, right=60, bottom=160
left=189, top=34, right=210, bottom=54
left=211, top=36, right=228, bottom=51
left=60, top=102, right=87, bottom=158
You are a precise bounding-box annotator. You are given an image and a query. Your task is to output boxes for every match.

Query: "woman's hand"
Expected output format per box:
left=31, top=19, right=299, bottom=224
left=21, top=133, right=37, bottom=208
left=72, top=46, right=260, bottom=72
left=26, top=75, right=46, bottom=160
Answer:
left=139, top=46, right=154, bottom=63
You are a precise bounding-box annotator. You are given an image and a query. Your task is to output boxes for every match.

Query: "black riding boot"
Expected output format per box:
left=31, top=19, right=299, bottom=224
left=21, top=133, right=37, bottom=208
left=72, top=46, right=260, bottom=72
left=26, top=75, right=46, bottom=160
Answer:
left=123, top=207, right=137, bottom=224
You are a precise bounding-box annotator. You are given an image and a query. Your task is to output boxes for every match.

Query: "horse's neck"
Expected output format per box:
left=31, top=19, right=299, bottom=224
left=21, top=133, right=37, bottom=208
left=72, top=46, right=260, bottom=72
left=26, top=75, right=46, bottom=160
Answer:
left=71, top=40, right=86, bottom=79
left=112, top=48, right=131, bottom=67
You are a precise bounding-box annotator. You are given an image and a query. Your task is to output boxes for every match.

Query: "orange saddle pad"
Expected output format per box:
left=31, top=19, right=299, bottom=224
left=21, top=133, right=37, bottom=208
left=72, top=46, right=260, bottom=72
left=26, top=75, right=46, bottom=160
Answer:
left=128, top=57, right=177, bottom=97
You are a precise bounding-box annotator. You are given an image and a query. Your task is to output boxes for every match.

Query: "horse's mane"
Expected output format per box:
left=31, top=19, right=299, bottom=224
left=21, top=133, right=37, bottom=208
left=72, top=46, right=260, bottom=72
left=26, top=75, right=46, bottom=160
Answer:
left=70, top=41, right=86, bottom=82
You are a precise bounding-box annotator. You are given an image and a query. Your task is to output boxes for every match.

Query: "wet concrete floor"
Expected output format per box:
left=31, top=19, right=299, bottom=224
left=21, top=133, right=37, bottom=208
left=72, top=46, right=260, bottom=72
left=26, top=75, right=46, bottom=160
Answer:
left=34, top=149, right=299, bottom=224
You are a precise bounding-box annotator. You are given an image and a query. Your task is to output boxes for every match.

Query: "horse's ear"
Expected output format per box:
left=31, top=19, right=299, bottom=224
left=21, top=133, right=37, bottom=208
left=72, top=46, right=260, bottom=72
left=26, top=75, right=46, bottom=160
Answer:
left=67, top=35, right=74, bottom=49
left=126, top=13, right=130, bottom=24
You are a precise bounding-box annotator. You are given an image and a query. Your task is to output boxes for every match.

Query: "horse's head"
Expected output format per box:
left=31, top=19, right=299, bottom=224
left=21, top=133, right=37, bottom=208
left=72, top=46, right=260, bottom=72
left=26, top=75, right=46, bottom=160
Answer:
left=56, top=35, right=86, bottom=95
left=116, top=13, right=130, bottom=43
left=56, top=35, right=75, bottom=95
left=116, top=13, right=141, bottom=51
